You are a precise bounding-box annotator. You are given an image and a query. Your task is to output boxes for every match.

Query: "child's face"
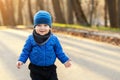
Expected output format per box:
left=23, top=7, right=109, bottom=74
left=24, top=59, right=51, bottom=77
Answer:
left=35, top=24, right=51, bottom=35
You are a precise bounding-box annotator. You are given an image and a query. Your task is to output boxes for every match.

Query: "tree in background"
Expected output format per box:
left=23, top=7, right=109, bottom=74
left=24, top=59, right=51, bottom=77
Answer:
left=72, top=0, right=89, bottom=26
left=27, top=0, right=33, bottom=24
left=0, top=0, right=120, bottom=29
left=105, top=0, right=119, bottom=28
left=6, top=0, right=15, bottom=26
left=0, top=0, right=8, bottom=25
left=52, top=0, right=66, bottom=23
left=0, top=0, right=15, bottom=26
left=37, top=0, right=44, bottom=10
left=118, top=0, right=120, bottom=28
left=104, top=0, right=108, bottom=27
left=66, top=0, right=74, bottom=24
left=17, top=0, right=24, bottom=25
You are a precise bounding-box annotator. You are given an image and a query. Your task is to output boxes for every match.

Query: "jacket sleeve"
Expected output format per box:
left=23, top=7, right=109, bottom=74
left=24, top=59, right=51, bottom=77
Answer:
left=18, top=35, right=32, bottom=63
left=54, top=37, right=69, bottom=64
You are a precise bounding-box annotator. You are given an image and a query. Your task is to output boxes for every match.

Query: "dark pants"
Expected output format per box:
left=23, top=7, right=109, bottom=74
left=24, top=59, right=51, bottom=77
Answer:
left=28, top=63, right=58, bottom=80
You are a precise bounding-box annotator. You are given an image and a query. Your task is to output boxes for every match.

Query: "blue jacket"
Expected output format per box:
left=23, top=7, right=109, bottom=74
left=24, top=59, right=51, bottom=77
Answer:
left=18, top=33, right=69, bottom=66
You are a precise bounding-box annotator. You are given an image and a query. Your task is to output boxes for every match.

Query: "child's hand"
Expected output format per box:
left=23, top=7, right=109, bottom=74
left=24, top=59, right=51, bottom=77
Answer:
left=64, top=60, right=71, bottom=68
left=16, top=61, right=23, bottom=69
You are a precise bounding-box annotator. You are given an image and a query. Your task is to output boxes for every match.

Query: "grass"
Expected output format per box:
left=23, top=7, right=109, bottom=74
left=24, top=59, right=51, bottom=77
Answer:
left=52, top=23, right=120, bottom=33
left=0, top=23, right=120, bottom=33
left=92, top=26, right=120, bottom=32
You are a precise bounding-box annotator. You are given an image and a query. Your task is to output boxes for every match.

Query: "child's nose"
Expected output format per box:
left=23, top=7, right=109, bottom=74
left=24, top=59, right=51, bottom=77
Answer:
left=40, top=25, right=45, bottom=29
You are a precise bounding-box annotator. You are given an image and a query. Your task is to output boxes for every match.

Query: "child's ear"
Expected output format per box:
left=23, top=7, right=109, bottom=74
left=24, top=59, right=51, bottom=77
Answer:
left=34, top=27, right=37, bottom=30
left=49, top=28, right=52, bottom=31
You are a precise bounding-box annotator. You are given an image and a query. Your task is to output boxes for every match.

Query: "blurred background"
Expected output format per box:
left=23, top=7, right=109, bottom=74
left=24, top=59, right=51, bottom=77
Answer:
left=0, top=0, right=120, bottom=80
left=0, top=0, right=120, bottom=28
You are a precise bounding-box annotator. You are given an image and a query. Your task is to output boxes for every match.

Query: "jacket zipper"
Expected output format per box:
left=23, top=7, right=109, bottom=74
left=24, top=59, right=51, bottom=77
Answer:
left=44, top=44, right=46, bottom=66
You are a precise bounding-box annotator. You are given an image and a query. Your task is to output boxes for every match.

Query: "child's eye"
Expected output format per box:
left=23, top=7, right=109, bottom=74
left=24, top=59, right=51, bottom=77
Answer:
left=44, top=24, right=49, bottom=27
left=37, top=24, right=42, bottom=26
left=44, top=24, right=48, bottom=26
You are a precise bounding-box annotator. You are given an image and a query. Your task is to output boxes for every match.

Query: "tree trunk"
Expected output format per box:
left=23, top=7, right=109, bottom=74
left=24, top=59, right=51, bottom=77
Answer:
left=6, top=0, right=16, bottom=26
left=52, top=0, right=66, bottom=23
left=66, top=0, right=74, bottom=24
left=0, top=0, right=8, bottom=25
left=72, top=0, right=89, bottom=26
left=89, top=0, right=94, bottom=26
left=104, top=0, right=108, bottom=27
left=106, top=0, right=118, bottom=28
left=118, top=0, right=120, bottom=28
left=37, top=0, right=44, bottom=10
left=28, top=0, right=33, bottom=24
left=17, top=0, right=24, bottom=25
left=0, top=0, right=15, bottom=26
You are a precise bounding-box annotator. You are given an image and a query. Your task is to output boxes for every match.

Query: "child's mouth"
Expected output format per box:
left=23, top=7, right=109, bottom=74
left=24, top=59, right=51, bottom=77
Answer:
left=40, top=31, right=45, bottom=32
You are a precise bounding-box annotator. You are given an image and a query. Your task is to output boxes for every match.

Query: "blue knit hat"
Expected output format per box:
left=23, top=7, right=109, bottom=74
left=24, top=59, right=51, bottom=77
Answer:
left=33, top=10, right=52, bottom=27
